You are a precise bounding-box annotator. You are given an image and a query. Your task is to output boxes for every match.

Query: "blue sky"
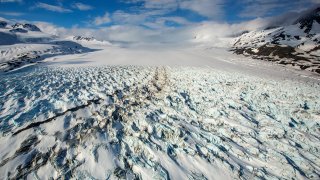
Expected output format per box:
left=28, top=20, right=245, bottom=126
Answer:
left=0, top=0, right=318, bottom=43
left=0, top=0, right=318, bottom=28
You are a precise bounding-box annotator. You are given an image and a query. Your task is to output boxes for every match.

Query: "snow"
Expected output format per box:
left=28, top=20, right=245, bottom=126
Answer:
left=0, top=18, right=320, bottom=180
left=0, top=60, right=319, bottom=179
left=0, top=34, right=95, bottom=72
left=41, top=43, right=319, bottom=82
left=0, top=44, right=54, bottom=63
left=232, top=20, right=320, bottom=74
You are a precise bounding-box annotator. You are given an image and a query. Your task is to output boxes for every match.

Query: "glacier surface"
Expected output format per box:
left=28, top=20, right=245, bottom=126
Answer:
left=0, top=66, right=319, bottom=179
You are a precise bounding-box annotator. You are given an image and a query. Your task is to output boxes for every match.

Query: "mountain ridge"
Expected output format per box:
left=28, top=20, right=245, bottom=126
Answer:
left=232, top=7, right=320, bottom=74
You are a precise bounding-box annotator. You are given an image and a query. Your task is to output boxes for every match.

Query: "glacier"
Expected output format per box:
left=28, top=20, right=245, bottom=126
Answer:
left=0, top=15, right=320, bottom=180
left=0, top=65, right=319, bottom=179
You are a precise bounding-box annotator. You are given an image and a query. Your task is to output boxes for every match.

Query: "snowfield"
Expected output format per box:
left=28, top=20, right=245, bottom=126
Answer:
left=0, top=25, right=95, bottom=72
left=0, top=64, right=319, bottom=179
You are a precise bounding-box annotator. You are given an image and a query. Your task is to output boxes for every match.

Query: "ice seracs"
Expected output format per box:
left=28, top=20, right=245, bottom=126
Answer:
left=0, top=66, right=319, bottom=179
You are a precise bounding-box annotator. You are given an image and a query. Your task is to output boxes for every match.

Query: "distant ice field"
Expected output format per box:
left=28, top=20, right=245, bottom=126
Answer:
left=0, top=66, right=319, bottom=179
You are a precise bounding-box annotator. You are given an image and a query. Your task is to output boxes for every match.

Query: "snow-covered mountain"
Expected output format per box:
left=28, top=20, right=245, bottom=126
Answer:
left=73, top=36, right=96, bottom=41
left=71, top=36, right=112, bottom=45
left=11, top=23, right=41, bottom=32
left=232, top=7, right=320, bottom=74
left=0, top=20, right=96, bottom=72
left=0, top=21, right=7, bottom=28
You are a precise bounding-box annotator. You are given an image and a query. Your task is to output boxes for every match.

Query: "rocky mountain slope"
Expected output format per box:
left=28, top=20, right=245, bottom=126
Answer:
left=73, top=36, right=96, bottom=42
left=71, top=36, right=112, bottom=46
left=232, top=7, right=320, bottom=74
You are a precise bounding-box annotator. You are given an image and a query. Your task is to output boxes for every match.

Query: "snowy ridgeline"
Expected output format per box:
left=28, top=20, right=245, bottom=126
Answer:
left=0, top=21, right=100, bottom=72
left=0, top=66, right=319, bottom=179
left=232, top=7, right=320, bottom=74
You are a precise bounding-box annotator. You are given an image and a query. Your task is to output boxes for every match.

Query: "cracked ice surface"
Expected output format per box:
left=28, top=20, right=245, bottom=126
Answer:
left=0, top=66, right=319, bottom=179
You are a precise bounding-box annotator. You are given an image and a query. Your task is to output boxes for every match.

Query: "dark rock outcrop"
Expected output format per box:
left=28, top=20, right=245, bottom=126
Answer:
left=12, top=23, right=41, bottom=32
left=294, top=7, right=320, bottom=33
left=0, top=21, right=7, bottom=28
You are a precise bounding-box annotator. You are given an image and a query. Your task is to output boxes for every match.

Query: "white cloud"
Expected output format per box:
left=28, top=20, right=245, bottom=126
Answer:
left=0, top=17, right=9, bottom=21
left=239, top=4, right=278, bottom=17
left=72, top=3, right=93, bottom=11
left=100, top=25, right=160, bottom=42
left=180, top=0, right=224, bottom=19
left=0, top=0, right=22, bottom=3
left=141, top=16, right=191, bottom=29
left=85, top=1, right=299, bottom=43
left=31, top=5, right=318, bottom=46
left=35, top=2, right=72, bottom=13
left=143, top=0, right=179, bottom=10
left=122, top=0, right=224, bottom=19
left=239, top=0, right=319, bottom=18
left=158, top=16, right=191, bottom=25
left=112, top=11, right=147, bottom=25
left=0, top=12, right=24, bottom=16
left=123, top=0, right=320, bottom=21
left=93, top=8, right=192, bottom=31
left=34, top=21, right=66, bottom=36
left=34, top=21, right=158, bottom=43
left=34, top=19, right=260, bottom=44
left=94, top=12, right=111, bottom=25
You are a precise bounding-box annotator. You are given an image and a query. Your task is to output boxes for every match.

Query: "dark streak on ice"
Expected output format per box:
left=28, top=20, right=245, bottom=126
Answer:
left=12, top=98, right=102, bottom=136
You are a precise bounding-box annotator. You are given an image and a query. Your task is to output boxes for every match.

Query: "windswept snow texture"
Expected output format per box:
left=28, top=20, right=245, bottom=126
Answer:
left=0, top=66, right=319, bottom=179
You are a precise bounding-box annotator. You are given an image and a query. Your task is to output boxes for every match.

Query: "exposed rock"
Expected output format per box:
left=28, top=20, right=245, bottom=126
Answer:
left=12, top=23, right=41, bottom=32
left=0, top=21, right=7, bottom=28
left=9, top=28, right=28, bottom=33
left=23, top=23, right=41, bottom=32
left=73, top=36, right=95, bottom=42
left=232, top=7, right=320, bottom=75
left=294, top=7, right=320, bottom=33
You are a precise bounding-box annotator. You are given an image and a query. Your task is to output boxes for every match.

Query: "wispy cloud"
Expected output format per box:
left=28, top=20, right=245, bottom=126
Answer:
left=143, top=0, right=179, bottom=11
left=112, top=11, right=147, bottom=25
left=92, top=9, right=191, bottom=30
left=16, top=1, right=320, bottom=45
left=33, top=5, right=317, bottom=45
left=72, top=3, right=93, bottom=11
left=35, top=2, right=72, bottom=13
left=238, top=0, right=319, bottom=18
left=0, top=0, right=22, bottom=3
left=94, top=12, right=111, bottom=25
left=0, top=11, right=24, bottom=16
left=180, top=0, right=224, bottom=19
left=123, top=0, right=224, bottom=19
left=92, top=0, right=203, bottom=28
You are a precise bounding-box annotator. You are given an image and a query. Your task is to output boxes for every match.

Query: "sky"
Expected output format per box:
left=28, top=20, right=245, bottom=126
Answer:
left=0, top=0, right=319, bottom=43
